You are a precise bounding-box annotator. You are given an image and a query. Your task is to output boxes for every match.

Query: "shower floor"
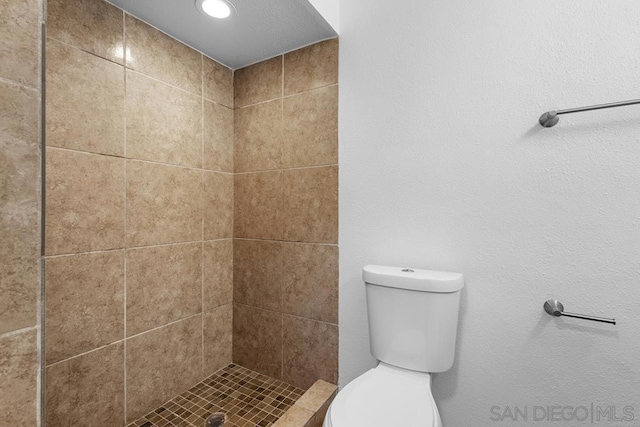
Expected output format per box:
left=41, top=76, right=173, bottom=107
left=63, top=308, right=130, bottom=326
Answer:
left=128, top=364, right=305, bottom=427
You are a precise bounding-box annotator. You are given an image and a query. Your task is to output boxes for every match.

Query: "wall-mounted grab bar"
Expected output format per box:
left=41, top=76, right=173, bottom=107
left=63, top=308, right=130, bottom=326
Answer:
left=543, top=300, right=616, bottom=325
left=539, top=98, right=640, bottom=127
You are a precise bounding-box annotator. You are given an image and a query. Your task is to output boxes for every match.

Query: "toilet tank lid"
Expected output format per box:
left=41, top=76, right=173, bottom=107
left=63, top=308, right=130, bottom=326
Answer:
left=363, top=265, right=464, bottom=293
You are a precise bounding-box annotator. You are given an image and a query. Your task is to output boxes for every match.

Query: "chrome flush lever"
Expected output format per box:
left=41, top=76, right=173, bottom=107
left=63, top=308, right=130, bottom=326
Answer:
left=543, top=300, right=616, bottom=325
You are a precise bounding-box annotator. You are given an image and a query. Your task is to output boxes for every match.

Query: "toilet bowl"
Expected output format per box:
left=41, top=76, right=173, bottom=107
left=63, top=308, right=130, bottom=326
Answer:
left=323, top=363, right=441, bottom=427
left=324, top=265, right=464, bottom=427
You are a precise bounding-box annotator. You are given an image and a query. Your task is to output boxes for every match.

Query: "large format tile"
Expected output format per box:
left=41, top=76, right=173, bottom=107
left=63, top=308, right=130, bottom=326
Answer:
left=126, top=315, right=202, bottom=421
left=45, top=250, right=125, bottom=364
left=46, top=39, right=125, bottom=156
left=126, top=160, right=202, bottom=247
left=234, top=171, right=283, bottom=240
left=204, top=100, right=234, bottom=172
left=282, top=316, right=338, bottom=390
left=126, top=71, right=202, bottom=168
left=125, top=15, right=201, bottom=95
left=203, top=239, right=233, bottom=310
left=283, top=166, right=338, bottom=243
left=46, top=148, right=125, bottom=255
left=203, top=56, right=233, bottom=108
left=234, top=99, right=282, bottom=172
left=234, top=239, right=283, bottom=312
left=203, top=304, right=232, bottom=375
left=282, top=86, right=338, bottom=168
left=284, top=39, right=338, bottom=96
left=0, top=330, right=38, bottom=426
left=47, top=0, right=124, bottom=64
left=0, top=81, right=39, bottom=333
left=233, top=304, right=282, bottom=379
left=46, top=342, right=125, bottom=426
left=282, top=243, right=338, bottom=324
left=0, top=0, right=40, bottom=86
left=126, top=243, right=202, bottom=336
left=234, top=56, right=282, bottom=108
left=204, top=171, right=233, bottom=240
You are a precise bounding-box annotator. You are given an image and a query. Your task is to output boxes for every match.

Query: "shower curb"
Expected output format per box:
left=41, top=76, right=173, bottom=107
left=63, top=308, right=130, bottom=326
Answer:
left=273, top=380, right=338, bottom=427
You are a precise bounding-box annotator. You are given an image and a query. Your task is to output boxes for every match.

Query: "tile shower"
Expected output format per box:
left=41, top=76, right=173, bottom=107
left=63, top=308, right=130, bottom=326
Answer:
left=0, top=0, right=42, bottom=424
left=0, top=0, right=338, bottom=425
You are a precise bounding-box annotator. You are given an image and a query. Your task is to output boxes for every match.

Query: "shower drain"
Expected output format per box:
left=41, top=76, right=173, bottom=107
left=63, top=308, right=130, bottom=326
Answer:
left=205, top=412, right=226, bottom=427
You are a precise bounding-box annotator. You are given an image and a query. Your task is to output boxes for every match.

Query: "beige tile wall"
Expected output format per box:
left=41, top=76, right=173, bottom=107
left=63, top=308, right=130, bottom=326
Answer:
left=233, top=39, right=340, bottom=390
left=0, top=0, right=42, bottom=424
left=42, top=0, right=339, bottom=423
left=43, top=0, right=234, bottom=423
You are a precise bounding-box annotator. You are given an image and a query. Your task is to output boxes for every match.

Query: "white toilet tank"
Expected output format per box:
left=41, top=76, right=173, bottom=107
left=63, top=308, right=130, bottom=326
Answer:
left=363, top=265, right=464, bottom=373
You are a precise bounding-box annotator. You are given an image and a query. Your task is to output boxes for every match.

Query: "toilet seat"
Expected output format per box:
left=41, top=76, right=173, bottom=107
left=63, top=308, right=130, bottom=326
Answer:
left=325, top=363, right=441, bottom=427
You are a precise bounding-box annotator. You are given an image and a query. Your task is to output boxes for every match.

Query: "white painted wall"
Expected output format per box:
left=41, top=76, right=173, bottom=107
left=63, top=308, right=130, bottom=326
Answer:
left=339, top=1, right=640, bottom=425
left=308, top=0, right=339, bottom=33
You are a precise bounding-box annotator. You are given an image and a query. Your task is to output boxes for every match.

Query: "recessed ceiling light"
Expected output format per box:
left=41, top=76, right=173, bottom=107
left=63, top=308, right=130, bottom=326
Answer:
left=196, top=0, right=235, bottom=19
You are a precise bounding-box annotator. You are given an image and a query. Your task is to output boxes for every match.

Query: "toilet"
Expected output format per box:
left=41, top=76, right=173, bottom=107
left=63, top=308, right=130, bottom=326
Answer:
left=324, top=265, right=464, bottom=427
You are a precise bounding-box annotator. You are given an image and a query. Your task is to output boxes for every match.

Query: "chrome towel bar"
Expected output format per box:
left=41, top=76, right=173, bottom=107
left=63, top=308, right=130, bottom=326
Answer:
left=543, top=299, right=616, bottom=325
left=539, top=98, right=640, bottom=127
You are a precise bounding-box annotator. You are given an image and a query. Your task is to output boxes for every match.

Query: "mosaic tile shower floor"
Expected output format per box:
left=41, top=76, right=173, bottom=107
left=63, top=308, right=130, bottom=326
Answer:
left=128, top=364, right=305, bottom=427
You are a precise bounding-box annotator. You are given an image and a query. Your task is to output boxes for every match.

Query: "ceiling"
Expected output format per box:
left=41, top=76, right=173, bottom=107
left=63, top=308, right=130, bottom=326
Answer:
left=106, top=0, right=337, bottom=70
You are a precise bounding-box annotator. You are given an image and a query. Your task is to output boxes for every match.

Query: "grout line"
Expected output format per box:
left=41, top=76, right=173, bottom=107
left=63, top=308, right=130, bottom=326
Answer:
left=45, top=312, right=203, bottom=369
left=231, top=66, right=236, bottom=177
left=126, top=68, right=202, bottom=99
left=233, top=237, right=337, bottom=246
left=201, top=303, right=232, bottom=315
left=234, top=96, right=281, bottom=111
left=279, top=59, right=286, bottom=252
left=0, top=75, right=40, bottom=91
left=281, top=82, right=339, bottom=100
left=233, top=36, right=338, bottom=72
left=126, top=312, right=202, bottom=343
left=201, top=56, right=206, bottom=246
left=235, top=163, right=338, bottom=175
left=46, top=36, right=123, bottom=67
left=201, top=54, right=206, bottom=378
left=279, top=54, right=286, bottom=380
left=279, top=55, right=286, bottom=264
left=0, top=325, right=39, bottom=340
left=38, top=16, right=46, bottom=427
left=45, top=339, right=125, bottom=369
left=42, top=238, right=233, bottom=259
left=202, top=94, right=233, bottom=109
left=44, top=145, right=126, bottom=160
left=202, top=237, right=234, bottom=244
left=236, top=83, right=339, bottom=110
left=230, top=51, right=236, bottom=367
left=281, top=312, right=285, bottom=381
left=42, top=247, right=121, bottom=260
left=280, top=195, right=285, bottom=381
left=281, top=54, right=284, bottom=98
left=44, top=144, right=234, bottom=175
left=122, top=11, right=128, bottom=424
left=234, top=302, right=338, bottom=327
